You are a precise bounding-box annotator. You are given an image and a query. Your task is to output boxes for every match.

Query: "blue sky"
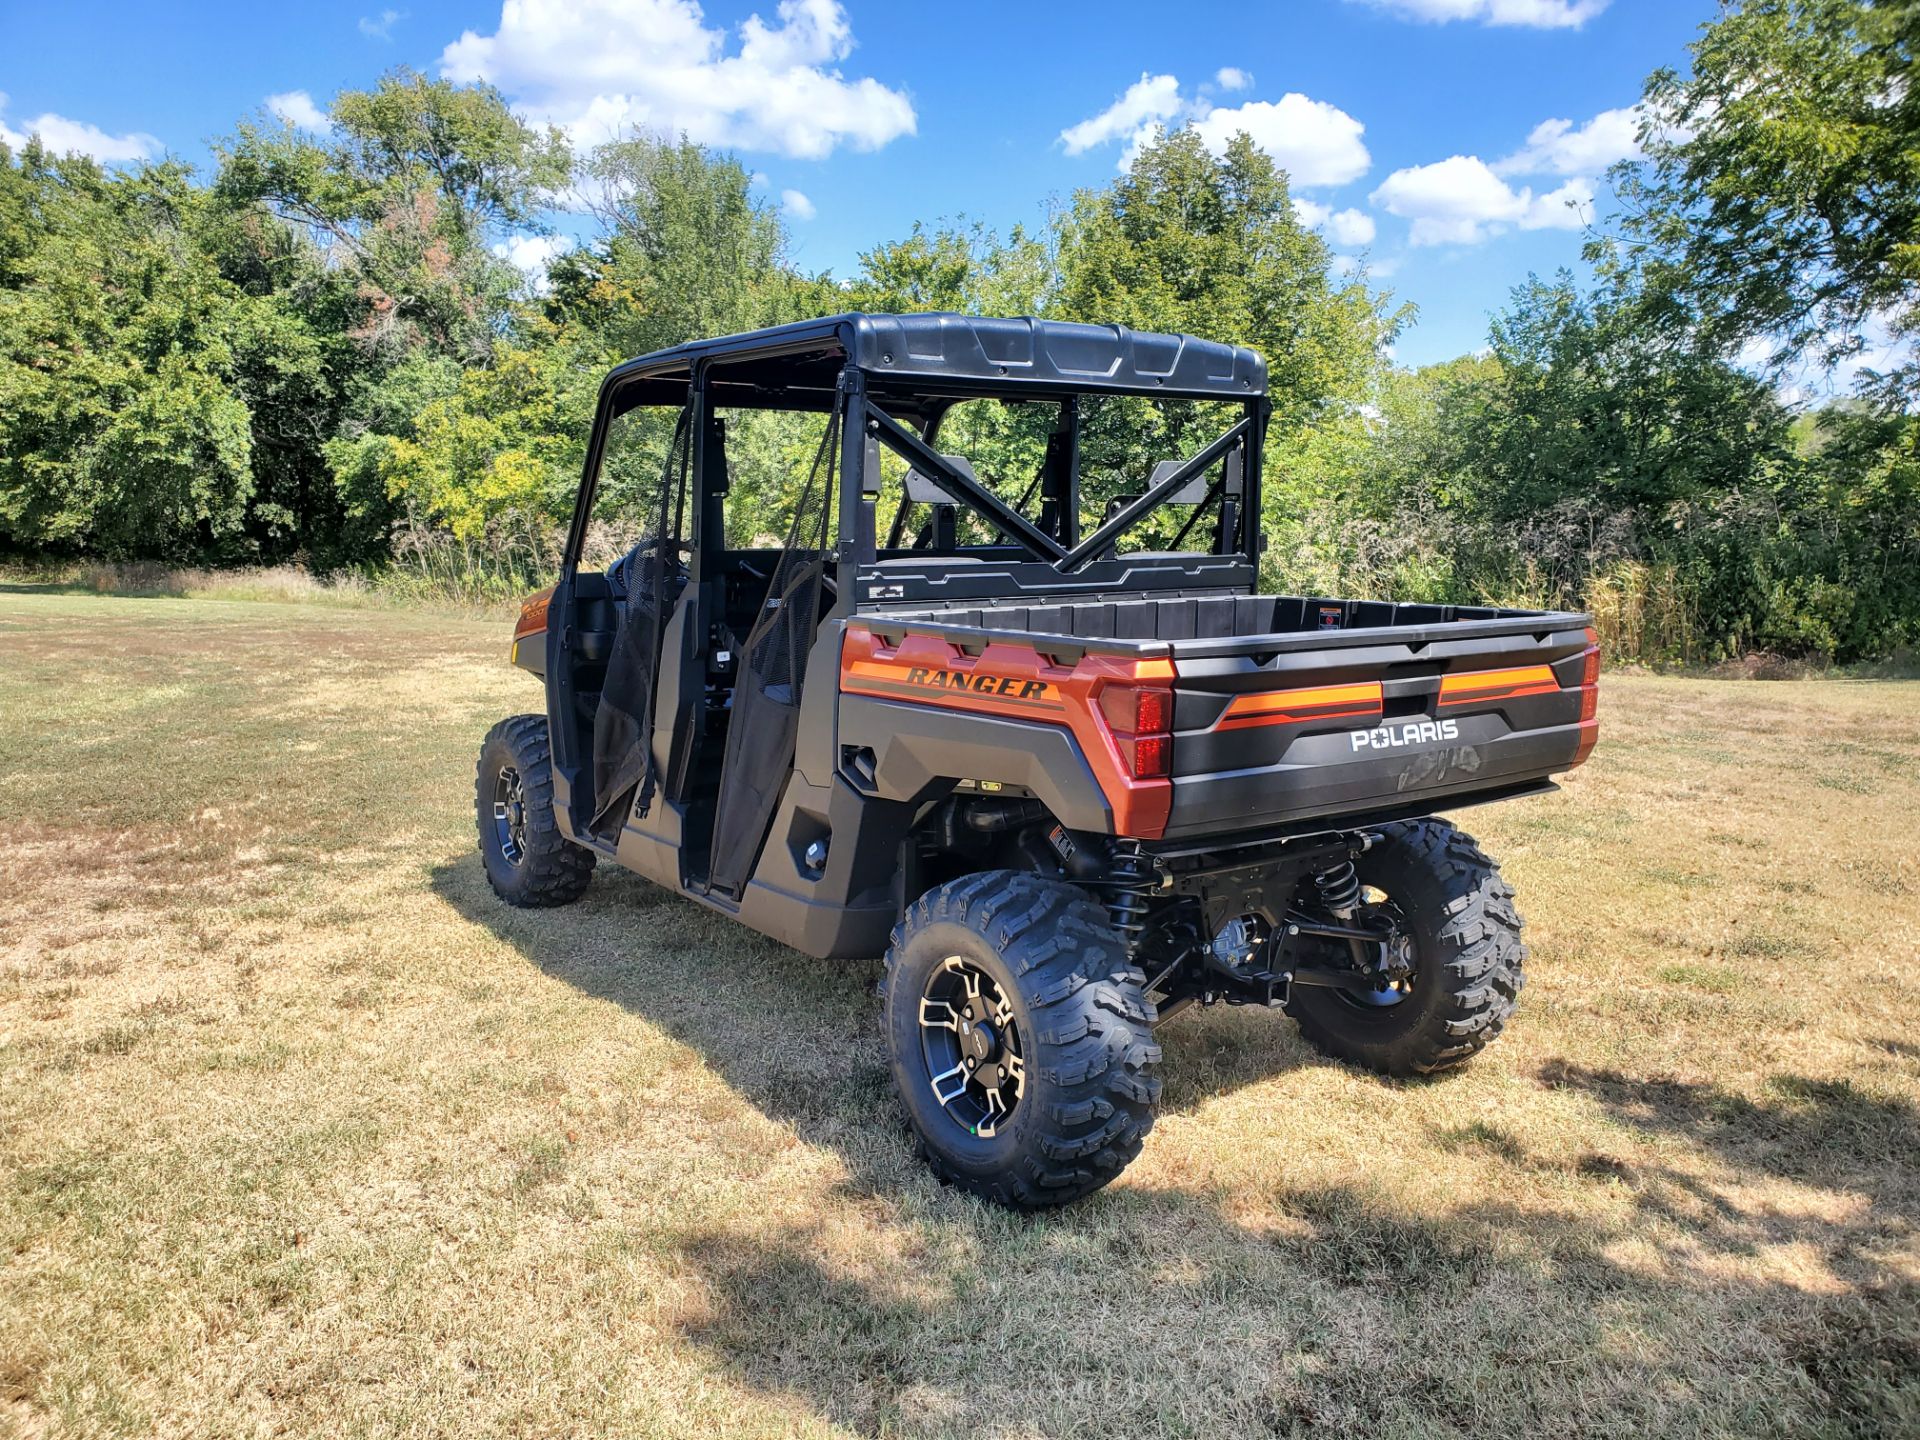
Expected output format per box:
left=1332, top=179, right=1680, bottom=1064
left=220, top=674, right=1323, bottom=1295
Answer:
left=1, top=0, right=1717, bottom=366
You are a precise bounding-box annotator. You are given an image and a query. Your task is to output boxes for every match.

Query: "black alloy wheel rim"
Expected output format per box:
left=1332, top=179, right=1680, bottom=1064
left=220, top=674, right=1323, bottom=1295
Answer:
left=492, top=764, right=529, bottom=866
left=918, top=956, right=1026, bottom=1137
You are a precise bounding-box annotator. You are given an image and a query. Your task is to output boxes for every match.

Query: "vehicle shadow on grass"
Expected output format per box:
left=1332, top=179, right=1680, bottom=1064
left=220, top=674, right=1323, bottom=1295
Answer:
left=427, top=852, right=1319, bottom=1176
left=430, top=854, right=1920, bottom=1435
left=653, top=1062, right=1920, bottom=1436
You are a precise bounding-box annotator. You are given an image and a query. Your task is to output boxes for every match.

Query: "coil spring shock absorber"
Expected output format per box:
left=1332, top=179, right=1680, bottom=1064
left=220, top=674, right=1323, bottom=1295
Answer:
left=1101, top=838, right=1156, bottom=958
left=1313, top=856, right=1362, bottom=919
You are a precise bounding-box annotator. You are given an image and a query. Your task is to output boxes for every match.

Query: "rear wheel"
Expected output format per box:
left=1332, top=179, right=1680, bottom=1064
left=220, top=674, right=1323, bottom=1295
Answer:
left=1286, top=819, right=1524, bottom=1076
left=476, top=715, right=595, bottom=908
left=881, top=872, right=1161, bottom=1208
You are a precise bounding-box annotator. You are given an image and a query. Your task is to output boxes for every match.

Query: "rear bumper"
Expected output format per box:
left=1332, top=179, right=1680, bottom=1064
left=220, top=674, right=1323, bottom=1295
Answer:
left=1162, top=719, right=1580, bottom=838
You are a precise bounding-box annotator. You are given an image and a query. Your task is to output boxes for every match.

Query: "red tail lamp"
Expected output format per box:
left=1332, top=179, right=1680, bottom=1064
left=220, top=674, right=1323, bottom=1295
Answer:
left=1572, top=627, right=1601, bottom=766
left=1098, top=681, right=1174, bottom=780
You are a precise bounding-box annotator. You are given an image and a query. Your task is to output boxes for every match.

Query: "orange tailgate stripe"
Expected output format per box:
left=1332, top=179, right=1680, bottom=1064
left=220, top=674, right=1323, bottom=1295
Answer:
left=1217, top=681, right=1383, bottom=731
left=1438, top=664, right=1560, bottom=706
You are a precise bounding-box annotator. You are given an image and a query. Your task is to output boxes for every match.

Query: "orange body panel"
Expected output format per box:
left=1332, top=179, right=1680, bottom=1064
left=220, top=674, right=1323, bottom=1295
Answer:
left=840, top=625, right=1175, bottom=838
left=514, top=586, right=554, bottom=643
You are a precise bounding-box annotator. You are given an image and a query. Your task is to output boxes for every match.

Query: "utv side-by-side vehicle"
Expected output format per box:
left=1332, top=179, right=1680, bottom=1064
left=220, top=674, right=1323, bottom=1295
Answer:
left=477, top=313, right=1600, bottom=1208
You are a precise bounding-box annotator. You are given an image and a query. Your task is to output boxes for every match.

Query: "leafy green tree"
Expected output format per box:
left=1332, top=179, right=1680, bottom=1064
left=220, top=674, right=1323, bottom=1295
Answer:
left=217, top=69, right=569, bottom=364
left=549, top=132, right=811, bottom=362
left=1054, top=129, right=1396, bottom=434
left=0, top=138, right=56, bottom=289
left=849, top=221, right=1053, bottom=317
left=0, top=156, right=258, bottom=557
left=1481, top=262, right=1793, bottom=522
left=1615, top=0, right=1920, bottom=402
left=1263, top=354, right=1512, bottom=601
left=370, top=335, right=593, bottom=546
left=1050, top=128, right=1400, bottom=532
left=1757, top=402, right=1920, bottom=655
left=213, top=72, right=574, bottom=560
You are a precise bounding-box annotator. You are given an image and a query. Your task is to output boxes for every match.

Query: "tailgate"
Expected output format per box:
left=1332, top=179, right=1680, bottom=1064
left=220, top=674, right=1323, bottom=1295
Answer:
left=1163, top=616, right=1599, bottom=839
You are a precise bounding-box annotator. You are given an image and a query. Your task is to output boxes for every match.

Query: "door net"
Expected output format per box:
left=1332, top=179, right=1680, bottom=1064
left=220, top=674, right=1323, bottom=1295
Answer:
left=706, top=403, right=842, bottom=896
left=589, top=405, right=692, bottom=832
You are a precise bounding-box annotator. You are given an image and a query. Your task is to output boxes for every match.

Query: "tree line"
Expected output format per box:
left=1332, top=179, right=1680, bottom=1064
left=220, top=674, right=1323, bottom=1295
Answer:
left=1, top=0, right=1913, bottom=663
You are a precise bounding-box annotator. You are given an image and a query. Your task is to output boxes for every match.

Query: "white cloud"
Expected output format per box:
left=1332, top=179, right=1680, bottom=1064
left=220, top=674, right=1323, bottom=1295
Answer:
left=0, top=93, right=161, bottom=162
left=1061, top=76, right=1370, bottom=185
left=1348, top=0, right=1609, bottom=27
left=780, top=187, right=816, bottom=221
left=265, top=90, right=331, bottom=133
left=492, top=233, right=574, bottom=293
left=1329, top=209, right=1377, bottom=246
left=1214, top=67, right=1253, bottom=93
left=1494, top=105, right=1641, bottom=176
left=440, top=0, right=915, bottom=160
left=360, top=9, right=405, bottom=41
left=1371, top=155, right=1591, bottom=245
left=1191, top=95, right=1370, bottom=186
left=1059, top=73, right=1183, bottom=155
left=1294, top=197, right=1377, bottom=247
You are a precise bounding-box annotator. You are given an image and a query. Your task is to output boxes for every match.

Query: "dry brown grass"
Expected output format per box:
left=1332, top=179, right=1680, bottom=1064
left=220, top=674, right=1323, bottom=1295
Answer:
left=0, top=562, right=521, bottom=616
left=2, top=590, right=1917, bottom=1439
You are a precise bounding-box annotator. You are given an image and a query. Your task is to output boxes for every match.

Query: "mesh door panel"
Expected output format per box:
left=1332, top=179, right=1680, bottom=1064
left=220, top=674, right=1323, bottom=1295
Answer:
left=706, top=407, right=840, bottom=895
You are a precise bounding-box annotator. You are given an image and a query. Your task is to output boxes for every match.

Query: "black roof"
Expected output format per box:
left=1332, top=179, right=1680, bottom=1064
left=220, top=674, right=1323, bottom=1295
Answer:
left=603, top=313, right=1267, bottom=413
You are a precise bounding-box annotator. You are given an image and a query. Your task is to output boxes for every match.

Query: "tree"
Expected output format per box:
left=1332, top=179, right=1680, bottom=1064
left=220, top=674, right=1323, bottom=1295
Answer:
left=1051, top=128, right=1401, bottom=532
left=849, top=220, right=1053, bottom=317
left=0, top=157, right=258, bottom=557
left=1054, top=129, right=1397, bottom=434
left=0, top=138, right=55, bottom=289
left=1614, top=0, right=1920, bottom=403
left=549, top=131, right=810, bottom=362
left=212, top=73, right=575, bottom=561
left=217, top=69, right=569, bottom=364
left=367, top=334, right=592, bottom=549
left=1482, top=261, right=1792, bottom=522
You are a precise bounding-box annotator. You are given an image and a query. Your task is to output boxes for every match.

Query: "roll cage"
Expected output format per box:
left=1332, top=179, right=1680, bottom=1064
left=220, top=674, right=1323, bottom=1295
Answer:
left=561, top=313, right=1272, bottom=610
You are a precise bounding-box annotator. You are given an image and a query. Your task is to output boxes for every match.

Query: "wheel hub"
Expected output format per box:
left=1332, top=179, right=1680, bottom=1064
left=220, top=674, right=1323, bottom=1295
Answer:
left=1350, top=891, right=1417, bottom=1008
left=960, top=1016, right=996, bottom=1062
left=919, top=956, right=1026, bottom=1137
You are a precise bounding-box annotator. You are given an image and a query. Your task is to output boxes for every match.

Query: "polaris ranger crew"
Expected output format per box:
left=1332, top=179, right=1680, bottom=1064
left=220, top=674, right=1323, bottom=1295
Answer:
left=478, top=314, right=1600, bottom=1207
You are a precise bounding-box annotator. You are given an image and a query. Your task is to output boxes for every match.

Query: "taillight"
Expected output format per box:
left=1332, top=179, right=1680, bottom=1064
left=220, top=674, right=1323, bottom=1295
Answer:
left=1098, top=681, right=1174, bottom=780
left=1572, top=627, right=1601, bottom=766
left=1579, top=630, right=1601, bottom=719
left=1099, top=683, right=1169, bottom=736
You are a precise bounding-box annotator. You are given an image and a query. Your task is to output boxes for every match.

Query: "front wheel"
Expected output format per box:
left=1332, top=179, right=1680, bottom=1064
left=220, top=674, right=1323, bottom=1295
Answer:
left=475, top=715, right=595, bottom=908
left=1286, top=819, right=1525, bottom=1076
left=881, top=872, right=1161, bottom=1209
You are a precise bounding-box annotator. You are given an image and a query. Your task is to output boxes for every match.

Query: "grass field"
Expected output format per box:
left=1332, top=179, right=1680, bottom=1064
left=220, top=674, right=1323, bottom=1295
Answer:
left=2, top=589, right=1917, bottom=1439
